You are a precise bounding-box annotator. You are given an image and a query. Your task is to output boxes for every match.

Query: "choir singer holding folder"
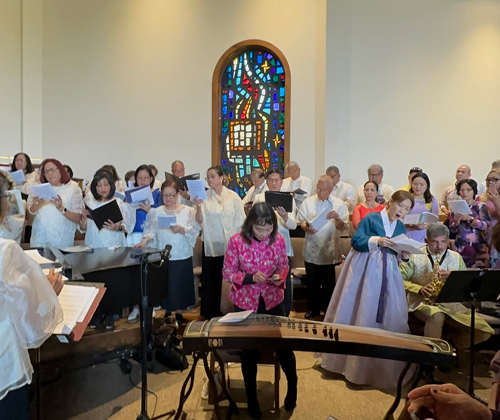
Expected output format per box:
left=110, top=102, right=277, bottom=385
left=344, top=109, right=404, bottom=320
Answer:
left=134, top=178, right=201, bottom=311
left=0, top=182, right=64, bottom=420
left=253, top=169, right=297, bottom=315
left=298, top=175, right=349, bottom=319
left=79, top=171, right=136, bottom=247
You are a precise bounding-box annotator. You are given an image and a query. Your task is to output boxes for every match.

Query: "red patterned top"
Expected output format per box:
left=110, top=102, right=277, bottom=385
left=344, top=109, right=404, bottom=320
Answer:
left=223, top=232, right=289, bottom=312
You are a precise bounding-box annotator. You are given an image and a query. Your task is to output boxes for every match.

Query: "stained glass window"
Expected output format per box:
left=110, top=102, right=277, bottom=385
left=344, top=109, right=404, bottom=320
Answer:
left=218, top=48, right=287, bottom=198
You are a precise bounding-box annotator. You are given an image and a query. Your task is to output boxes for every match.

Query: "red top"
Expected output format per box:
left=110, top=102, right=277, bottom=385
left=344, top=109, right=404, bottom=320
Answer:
left=223, top=232, right=289, bottom=312
left=352, top=203, right=386, bottom=230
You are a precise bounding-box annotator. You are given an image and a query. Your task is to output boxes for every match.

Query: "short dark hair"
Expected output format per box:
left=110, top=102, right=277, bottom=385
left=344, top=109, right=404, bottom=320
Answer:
left=100, top=165, right=120, bottom=182
left=134, top=164, right=155, bottom=188
left=409, top=172, right=433, bottom=204
left=63, top=164, right=74, bottom=179
left=207, top=165, right=223, bottom=177
left=91, top=171, right=116, bottom=200
left=266, top=169, right=282, bottom=179
left=148, top=164, right=158, bottom=176
left=124, top=170, right=135, bottom=184
left=390, top=190, right=415, bottom=209
left=456, top=179, right=478, bottom=197
left=161, top=178, right=180, bottom=194
left=11, top=152, right=34, bottom=174
left=240, top=202, right=278, bottom=246
left=409, top=167, right=422, bottom=175
left=364, top=180, right=378, bottom=190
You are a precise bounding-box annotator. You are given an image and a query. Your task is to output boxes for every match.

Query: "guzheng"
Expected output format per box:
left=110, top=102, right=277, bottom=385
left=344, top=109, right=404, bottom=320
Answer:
left=183, top=314, right=454, bottom=369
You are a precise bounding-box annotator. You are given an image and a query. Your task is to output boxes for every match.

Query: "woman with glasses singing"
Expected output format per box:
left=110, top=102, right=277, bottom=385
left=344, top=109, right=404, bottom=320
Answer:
left=10, top=152, right=40, bottom=195
left=192, top=166, right=245, bottom=319
left=482, top=170, right=500, bottom=268
left=449, top=179, right=491, bottom=267
left=27, top=159, right=83, bottom=249
left=134, top=178, right=200, bottom=310
left=0, top=182, right=63, bottom=420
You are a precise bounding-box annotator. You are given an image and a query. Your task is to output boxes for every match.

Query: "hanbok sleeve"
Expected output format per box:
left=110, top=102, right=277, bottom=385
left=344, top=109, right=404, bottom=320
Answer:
left=183, top=208, right=201, bottom=249
left=0, top=241, right=63, bottom=348
left=222, top=234, right=246, bottom=286
left=119, top=200, right=136, bottom=234
left=68, top=185, right=83, bottom=214
left=351, top=217, right=373, bottom=253
left=142, top=208, right=157, bottom=245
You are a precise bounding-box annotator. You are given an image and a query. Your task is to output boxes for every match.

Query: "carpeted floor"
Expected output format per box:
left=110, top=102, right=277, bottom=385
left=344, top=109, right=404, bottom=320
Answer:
left=38, top=348, right=495, bottom=420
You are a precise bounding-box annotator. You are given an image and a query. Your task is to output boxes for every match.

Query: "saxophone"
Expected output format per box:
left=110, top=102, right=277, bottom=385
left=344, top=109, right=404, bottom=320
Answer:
left=425, top=254, right=446, bottom=305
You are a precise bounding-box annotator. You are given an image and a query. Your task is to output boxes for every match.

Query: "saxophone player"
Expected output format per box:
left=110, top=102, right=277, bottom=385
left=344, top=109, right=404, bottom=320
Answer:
left=399, top=223, right=494, bottom=348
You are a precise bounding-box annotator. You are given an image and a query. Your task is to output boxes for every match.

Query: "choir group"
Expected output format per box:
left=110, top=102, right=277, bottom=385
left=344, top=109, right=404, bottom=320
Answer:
left=1, top=153, right=500, bottom=419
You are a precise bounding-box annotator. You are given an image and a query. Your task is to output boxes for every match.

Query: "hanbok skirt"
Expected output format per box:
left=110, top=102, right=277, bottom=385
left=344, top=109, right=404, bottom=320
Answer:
left=317, top=248, right=413, bottom=389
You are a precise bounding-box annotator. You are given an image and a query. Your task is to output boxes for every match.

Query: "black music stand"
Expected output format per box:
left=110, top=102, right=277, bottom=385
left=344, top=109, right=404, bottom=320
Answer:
left=436, top=269, right=500, bottom=399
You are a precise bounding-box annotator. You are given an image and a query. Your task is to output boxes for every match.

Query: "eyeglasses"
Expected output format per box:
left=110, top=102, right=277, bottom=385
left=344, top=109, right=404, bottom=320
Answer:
left=162, top=193, right=177, bottom=198
left=44, top=167, right=59, bottom=175
left=486, top=177, right=500, bottom=183
left=15, top=159, right=26, bottom=162
left=136, top=177, right=151, bottom=182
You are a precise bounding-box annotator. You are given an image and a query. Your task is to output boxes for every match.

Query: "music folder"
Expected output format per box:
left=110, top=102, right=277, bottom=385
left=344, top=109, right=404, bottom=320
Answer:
left=164, top=172, right=200, bottom=191
left=86, top=199, right=123, bottom=230
left=265, top=191, right=293, bottom=213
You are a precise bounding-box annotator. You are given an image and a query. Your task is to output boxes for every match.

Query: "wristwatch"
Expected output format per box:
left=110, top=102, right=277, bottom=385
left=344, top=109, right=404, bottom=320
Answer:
left=62, top=207, right=67, bottom=214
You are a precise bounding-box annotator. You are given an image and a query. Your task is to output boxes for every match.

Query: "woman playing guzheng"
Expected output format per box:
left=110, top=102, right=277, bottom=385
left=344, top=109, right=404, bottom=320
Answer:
left=317, top=190, right=415, bottom=389
left=222, top=202, right=297, bottom=419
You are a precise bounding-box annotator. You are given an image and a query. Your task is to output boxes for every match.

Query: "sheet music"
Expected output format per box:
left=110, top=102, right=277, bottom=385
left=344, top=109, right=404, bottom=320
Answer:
left=128, top=185, right=154, bottom=205
left=448, top=200, right=473, bottom=215
left=41, top=267, right=68, bottom=281
left=25, top=249, right=54, bottom=265
left=158, top=214, right=177, bottom=228
left=30, top=183, right=58, bottom=200
left=54, top=285, right=97, bottom=335
left=309, top=207, right=330, bottom=231
left=218, top=310, right=253, bottom=323
left=390, top=234, right=425, bottom=255
left=10, top=169, right=25, bottom=185
left=185, top=179, right=207, bottom=200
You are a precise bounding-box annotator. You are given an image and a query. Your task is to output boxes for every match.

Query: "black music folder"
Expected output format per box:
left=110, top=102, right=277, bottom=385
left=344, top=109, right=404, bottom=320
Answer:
left=164, top=172, right=200, bottom=191
left=265, top=191, right=293, bottom=213
left=86, top=199, right=123, bottom=230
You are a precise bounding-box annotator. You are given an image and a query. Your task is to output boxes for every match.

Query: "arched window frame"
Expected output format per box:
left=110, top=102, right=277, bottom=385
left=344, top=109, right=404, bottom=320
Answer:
left=212, top=40, right=291, bottom=191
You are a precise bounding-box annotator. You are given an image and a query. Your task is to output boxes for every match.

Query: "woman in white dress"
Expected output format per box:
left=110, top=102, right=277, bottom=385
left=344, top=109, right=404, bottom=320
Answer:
left=0, top=182, right=63, bottom=419
left=10, top=152, right=40, bottom=196
left=193, top=165, right=245, bottom=319
left=79, top=171, right=135, bottom=248
left=317, top=190, right=415, bottom=390
left=135, top=178, right=201, bottom=310
left=0, top=171, right=25, bottom=244
left=27, top=159, right=83, bottom=249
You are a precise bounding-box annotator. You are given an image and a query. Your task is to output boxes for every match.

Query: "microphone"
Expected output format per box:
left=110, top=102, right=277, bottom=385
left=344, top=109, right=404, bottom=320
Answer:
left=158, top=244, right=172, bottom=267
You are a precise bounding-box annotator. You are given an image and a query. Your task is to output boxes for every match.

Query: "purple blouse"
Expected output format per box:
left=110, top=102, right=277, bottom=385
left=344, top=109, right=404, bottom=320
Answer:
left=405, top=197, right=439, bottom=243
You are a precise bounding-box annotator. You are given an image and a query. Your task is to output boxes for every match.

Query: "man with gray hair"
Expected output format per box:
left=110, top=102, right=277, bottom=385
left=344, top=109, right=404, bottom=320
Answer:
left=354, top=164, right=395, bottom=206
left=400, top=223, right=493, bottom=347
left=298, top=175, right=349, bottom=319
left=326, top=166, right=355, bottom=212
left=439, top=164, right=472, bottom=216
left=282, top=161, right=312, bottom=209
left=478, top=159, right=500, bottom=195
left=242, top=168, right=268, bottom=213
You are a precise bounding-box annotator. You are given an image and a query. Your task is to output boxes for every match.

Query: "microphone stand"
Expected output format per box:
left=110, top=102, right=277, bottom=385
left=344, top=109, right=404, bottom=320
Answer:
left=135, top=246, right=172, bottom=420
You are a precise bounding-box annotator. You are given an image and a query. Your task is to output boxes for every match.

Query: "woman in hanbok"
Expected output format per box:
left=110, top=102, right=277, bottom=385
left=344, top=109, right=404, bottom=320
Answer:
left=0, top=182, right=63, bottom=419
left=405, top=172, right=439, bottom=243
left=126, top=164, right=162, bottom=322
left=135, top=178, right=200, bottom=311
left=11, top=152, right=40, bottom=195
left=27, top=159, right=82, bottom=249
left=351, top=181, right=385, bottom=231
left=0, top=171, right=25, bottom=244
left=79, top=171, right=135, bottom=248
left=449, top=179, right=491, bottom=268
left=193, top=165, right=245, bottom=319
left=317, top=190, right=414, bottom=390
left=482, top=170, right=500, bottom=268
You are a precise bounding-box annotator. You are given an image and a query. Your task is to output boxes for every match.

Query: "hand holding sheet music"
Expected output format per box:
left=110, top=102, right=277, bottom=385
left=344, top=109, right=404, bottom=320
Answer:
left=158, top=214, right=177, bottom=228
left=30, top=183, right=58, bottom=201
left=10, top=169, right=25, bottom=185
left=86, top=199, right=124, bottom=230
left=389, top=234, right=425, bottom=255
left=186, top=179, right=207, bottom=200
left=125, top=185, right=154, bottom=206
left=448, top=200, right=472, bottom=215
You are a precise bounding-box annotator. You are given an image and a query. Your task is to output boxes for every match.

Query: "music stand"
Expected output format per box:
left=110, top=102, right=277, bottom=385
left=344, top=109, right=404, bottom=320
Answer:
left=436, top=269, right=500, bottom=399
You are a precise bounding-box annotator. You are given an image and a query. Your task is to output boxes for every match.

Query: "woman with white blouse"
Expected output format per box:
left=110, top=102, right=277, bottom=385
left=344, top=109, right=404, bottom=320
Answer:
left=193, top=165, right=245, bottom=319
left=79, top=171, right=135, bottom=248
left=27, top=159, right=82, bottom=249
left=11, top=152, right=40, bottom=196
left=0, top=183, right=63, bottom=419
left=135, top=179, right=201, bottom=310
left=0, top=171, right=25, bottom=244
left=253, top=169, right=297, bottom=316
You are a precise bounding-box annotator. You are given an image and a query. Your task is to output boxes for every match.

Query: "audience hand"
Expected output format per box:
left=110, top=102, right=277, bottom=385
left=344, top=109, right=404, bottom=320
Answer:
left=133, top=239, right=147, bottom=249
left=487, top=188, right=500, bottom=206
left=419, top=283, right=434, bottom=298
left=301, top=222, right=317, bottom=234
left=51, top=195, right=64, bottom=212
left=442, top=207, right=451, bottom=217
left=170, top=224, right=185, bottom=234
left=46, top=268, right=64, bottom=296
left=138, top=201, right=151, bottom=213
left=275, top=206, right=288, bottom=222
left=377, top=237, right=395, bottom=248
left=407, top=383, right=492, bottom=420
left=326, top=210, right=340, bottom=221
left=179, top=188, right=190, bottom=199
left=400, top=250, right=411, bottom=260
left=417, top=223, right=428, bottom=230
left=192, top=197, right=203, bottom=207
left=30, top=196, right=45, bottom=212
left=103, top=219, right=121, bottom=231
left=438, top=270, right=451, bottom=279
left=252, top=271, right=267, bottom=283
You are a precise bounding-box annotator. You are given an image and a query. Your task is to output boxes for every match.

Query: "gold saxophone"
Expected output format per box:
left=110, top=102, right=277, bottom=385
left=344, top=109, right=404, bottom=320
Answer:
left=425, top=255, right=446, bottom=305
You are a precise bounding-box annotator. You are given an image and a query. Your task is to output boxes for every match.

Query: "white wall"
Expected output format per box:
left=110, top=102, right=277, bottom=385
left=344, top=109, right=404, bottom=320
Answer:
left=41, top=0, right=326, bottom=181
left=325, top=0, right=500, bottom=195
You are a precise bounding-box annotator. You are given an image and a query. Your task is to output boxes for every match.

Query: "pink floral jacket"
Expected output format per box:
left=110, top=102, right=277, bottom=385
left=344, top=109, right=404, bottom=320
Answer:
left=223, top=232, right=289, bottom=312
